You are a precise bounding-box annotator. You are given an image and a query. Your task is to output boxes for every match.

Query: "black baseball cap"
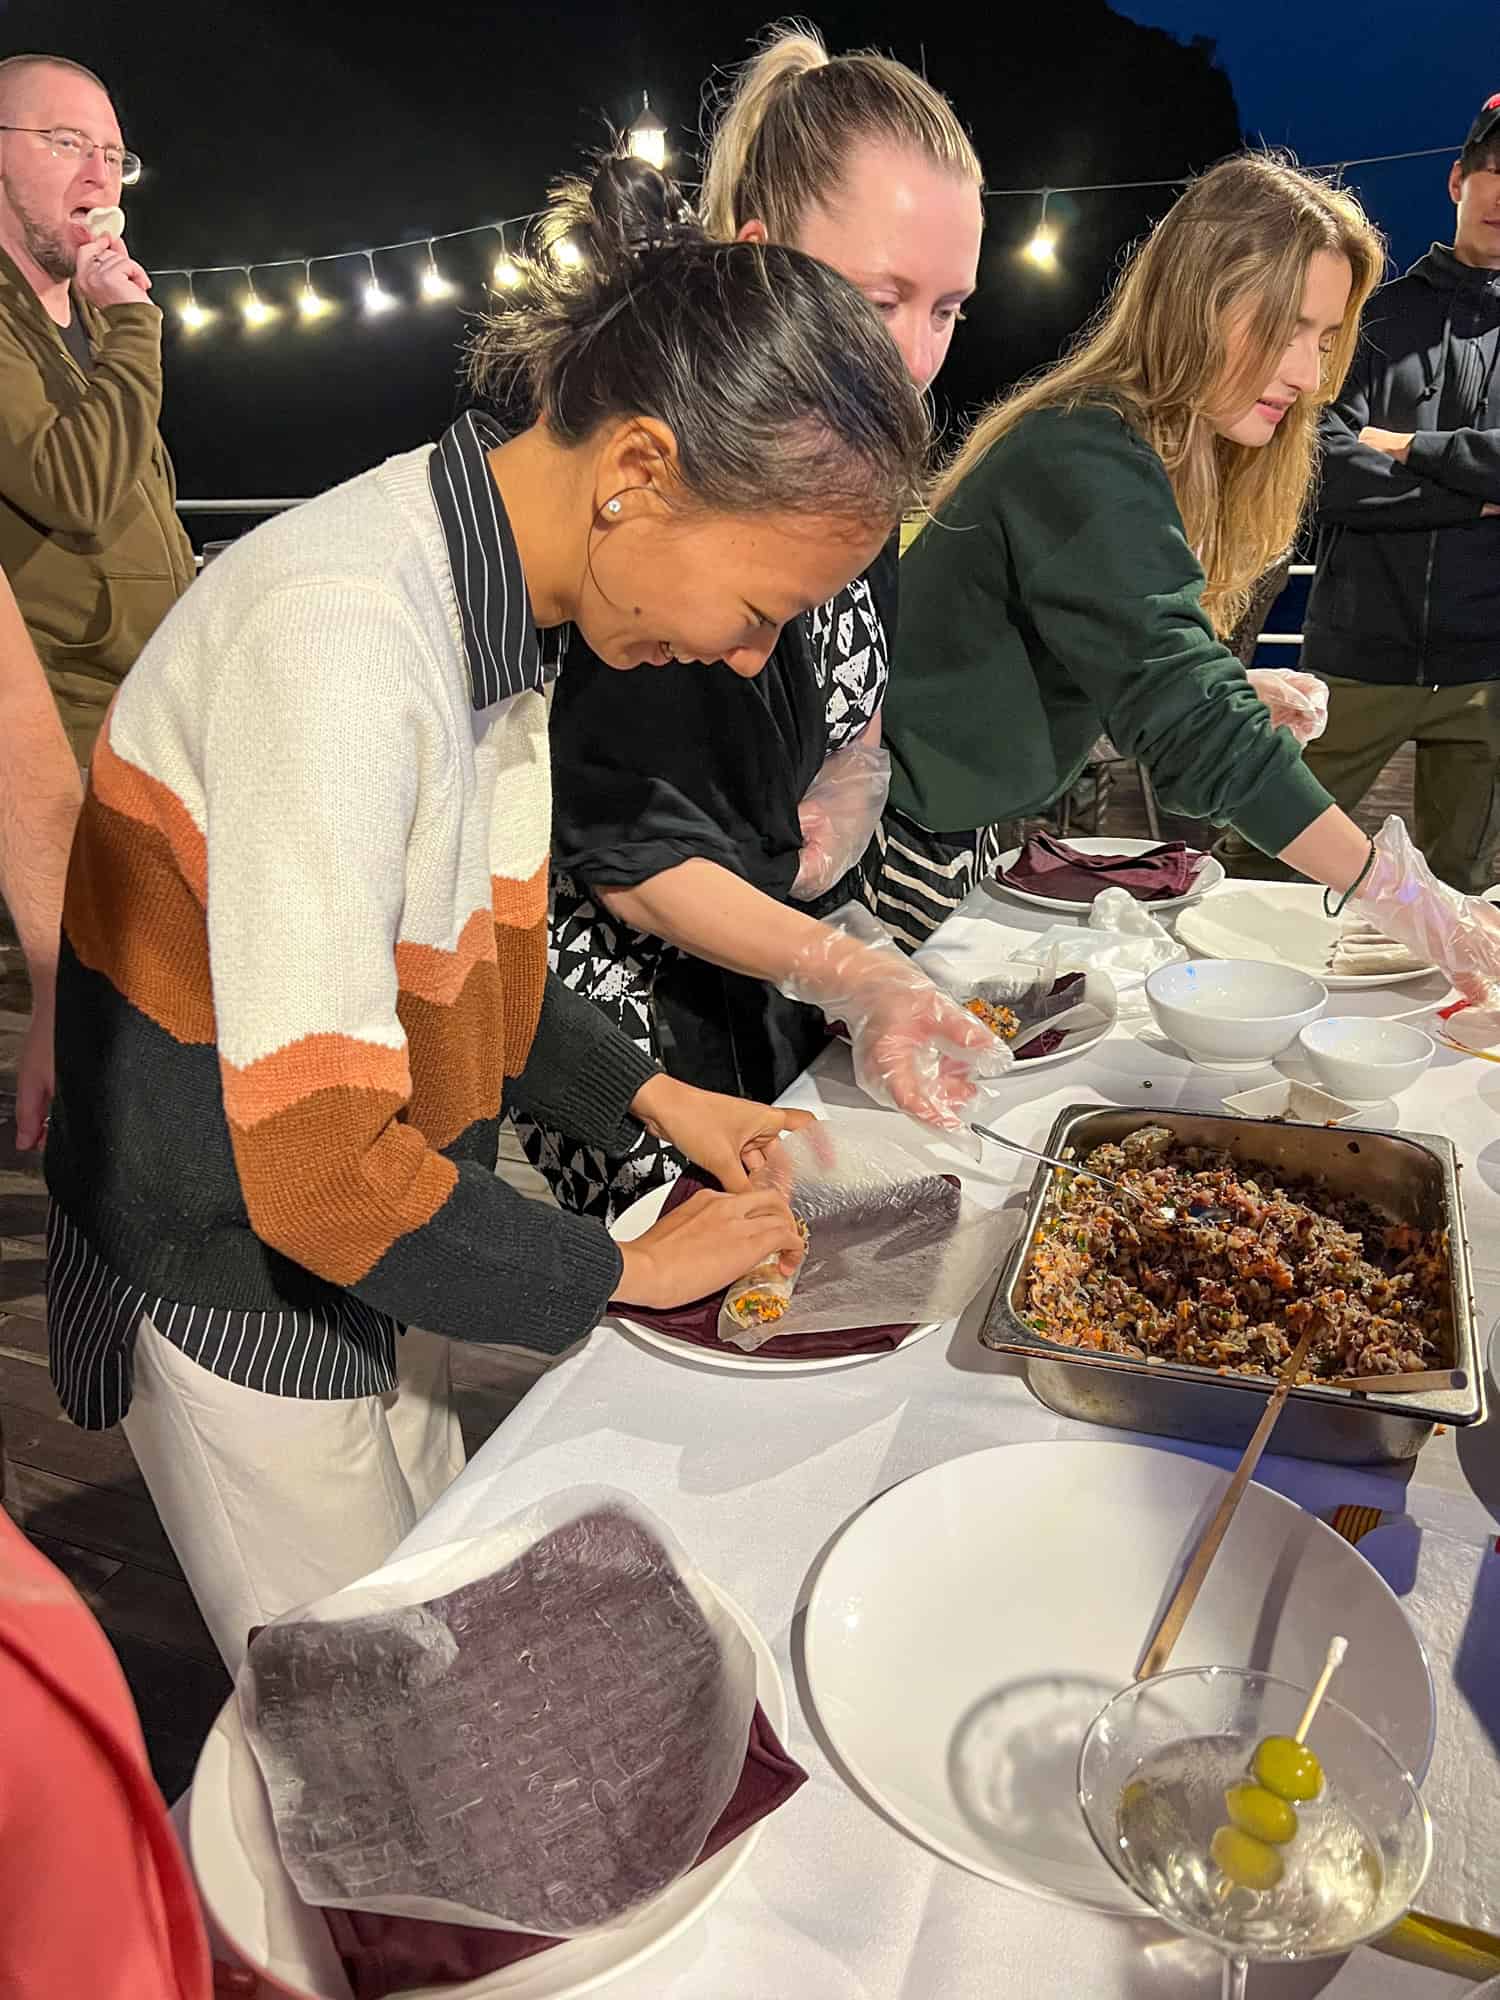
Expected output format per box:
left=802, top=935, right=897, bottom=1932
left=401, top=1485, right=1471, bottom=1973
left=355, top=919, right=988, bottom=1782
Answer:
left=1465, top=94, right=1500, bottom=151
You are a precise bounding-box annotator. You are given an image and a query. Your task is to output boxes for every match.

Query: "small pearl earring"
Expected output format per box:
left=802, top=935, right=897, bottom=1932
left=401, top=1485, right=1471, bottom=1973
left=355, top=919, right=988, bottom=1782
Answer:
left=606, top=498, right=622, bottom=515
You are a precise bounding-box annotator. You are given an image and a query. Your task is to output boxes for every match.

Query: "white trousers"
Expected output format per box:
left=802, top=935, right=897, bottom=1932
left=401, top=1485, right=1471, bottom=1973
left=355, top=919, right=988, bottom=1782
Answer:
left=121, top=1314, right=466, bottom=1673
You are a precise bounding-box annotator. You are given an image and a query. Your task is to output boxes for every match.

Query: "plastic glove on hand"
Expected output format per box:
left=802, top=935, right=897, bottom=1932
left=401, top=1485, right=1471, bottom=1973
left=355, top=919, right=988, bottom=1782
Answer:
left=791, top=742, right=892, bottom=901
left=1245, top=668, right=1329, bottom=746
left=779, top=902, right=1013, bottom=1129
left=1353, top=816, right=1500, bottom=1015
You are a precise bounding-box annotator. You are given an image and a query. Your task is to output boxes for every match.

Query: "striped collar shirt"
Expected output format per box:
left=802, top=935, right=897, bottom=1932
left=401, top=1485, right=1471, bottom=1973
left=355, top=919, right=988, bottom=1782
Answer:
left=427, top=409, right=566, bottom=707
left=48, top=419, right=564, bottom=1432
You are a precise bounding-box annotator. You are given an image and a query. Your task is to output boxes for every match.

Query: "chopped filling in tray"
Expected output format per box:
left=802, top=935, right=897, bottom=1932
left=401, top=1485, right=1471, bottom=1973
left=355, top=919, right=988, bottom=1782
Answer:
left=1024, top=1127, right=1451, bottom=1380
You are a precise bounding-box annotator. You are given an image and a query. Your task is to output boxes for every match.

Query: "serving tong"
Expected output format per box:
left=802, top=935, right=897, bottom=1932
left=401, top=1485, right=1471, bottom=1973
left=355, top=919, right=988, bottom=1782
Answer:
left=971, top=1121, right=1234, bottom=1228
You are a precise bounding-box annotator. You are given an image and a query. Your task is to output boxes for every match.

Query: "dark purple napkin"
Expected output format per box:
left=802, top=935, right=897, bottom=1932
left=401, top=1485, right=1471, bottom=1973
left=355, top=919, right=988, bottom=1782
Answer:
left=1000, top=832, right=1205, bottom=903
left=322, top=1704, right=806, bottom=1998
left=625, top=1172, right=960, bottom=1358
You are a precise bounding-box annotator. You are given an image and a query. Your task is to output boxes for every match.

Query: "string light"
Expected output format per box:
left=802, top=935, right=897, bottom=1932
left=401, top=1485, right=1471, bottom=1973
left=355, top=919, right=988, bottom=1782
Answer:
left=1023, top=189, right=1058, bottom=269
left=363, top=249, right=394, bottom=315
left=146, top=137, right=1461, bottom=339
left=298, top=259, right=330, bottom=320
left=491, top=224, right=523, bottom=290
left=240, top=269, right=274, bottom=327
left=420, top=239, right=455, bottom=301
left=627, top=91, right=667, bottom=170
left=179, top=272, right=210, bottom=332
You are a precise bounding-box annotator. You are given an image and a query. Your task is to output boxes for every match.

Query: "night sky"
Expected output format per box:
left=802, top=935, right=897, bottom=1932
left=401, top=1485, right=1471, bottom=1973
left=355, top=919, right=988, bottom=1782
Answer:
left=1, top=0, right=1485, bottom=530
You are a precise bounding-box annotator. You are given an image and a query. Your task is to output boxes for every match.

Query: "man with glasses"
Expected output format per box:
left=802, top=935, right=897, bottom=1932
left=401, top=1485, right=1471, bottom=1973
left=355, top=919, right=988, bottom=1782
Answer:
left=0, top=53, right=193, bottom=762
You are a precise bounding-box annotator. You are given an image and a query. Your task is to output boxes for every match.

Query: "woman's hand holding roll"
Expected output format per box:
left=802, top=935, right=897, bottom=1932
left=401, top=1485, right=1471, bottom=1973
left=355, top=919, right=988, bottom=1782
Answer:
left=611, top=1184, right=806, bottom=1310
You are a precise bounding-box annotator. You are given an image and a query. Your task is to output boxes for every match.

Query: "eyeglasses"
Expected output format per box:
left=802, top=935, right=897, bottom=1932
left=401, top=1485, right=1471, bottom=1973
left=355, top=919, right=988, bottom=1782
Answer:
left=0, top=125, right=141, bottom=185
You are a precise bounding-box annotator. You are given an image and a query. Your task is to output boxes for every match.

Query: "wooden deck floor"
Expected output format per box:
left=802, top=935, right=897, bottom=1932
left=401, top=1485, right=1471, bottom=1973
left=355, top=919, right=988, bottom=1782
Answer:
left=0, top=741, right=1447, bottom=1799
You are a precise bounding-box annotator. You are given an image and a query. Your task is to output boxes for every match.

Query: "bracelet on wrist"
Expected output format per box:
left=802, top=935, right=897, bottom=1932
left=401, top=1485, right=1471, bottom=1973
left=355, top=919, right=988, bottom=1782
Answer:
left=1322, top=838, right=1377, bottom=920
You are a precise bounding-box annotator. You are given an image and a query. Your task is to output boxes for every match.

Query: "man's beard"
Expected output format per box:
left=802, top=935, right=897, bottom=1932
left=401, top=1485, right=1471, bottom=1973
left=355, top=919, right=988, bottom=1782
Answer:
left=2, top=181, right=75, bottom=281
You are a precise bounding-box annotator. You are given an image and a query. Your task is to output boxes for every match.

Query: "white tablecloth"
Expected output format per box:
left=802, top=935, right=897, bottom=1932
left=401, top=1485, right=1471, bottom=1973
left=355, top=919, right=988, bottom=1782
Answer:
left=397, top=880, right=1500, bottom=2000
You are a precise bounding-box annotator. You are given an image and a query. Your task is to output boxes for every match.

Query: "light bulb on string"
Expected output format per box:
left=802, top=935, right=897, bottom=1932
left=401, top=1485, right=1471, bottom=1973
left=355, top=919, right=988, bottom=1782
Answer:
left=1023, top=189, right=1058, bottom=270
left=627, top=91, right=667, bottom=170
left=491, top=224, right=522, bottom=290
left=298, top=260, right=330, bottom=320
left=179, top=273, right=211, bottom=332
left=240, top=268, right=274, bottom=327
left=421, top=239, right=454, bottom=301
left=554, top=236, right=582, bottom=269
left=363, top=249, right=394, bottom=314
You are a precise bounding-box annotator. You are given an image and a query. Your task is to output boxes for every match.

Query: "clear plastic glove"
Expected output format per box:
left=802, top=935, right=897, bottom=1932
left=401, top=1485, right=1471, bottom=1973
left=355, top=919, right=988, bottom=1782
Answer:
left=1353, top=817, right=1500, bottom=1033
left=778, top=902, right=1013, bottom=1129
left=1245, top=668, right=1329, bottom=745
left=791, top=741, right=892, bottom=901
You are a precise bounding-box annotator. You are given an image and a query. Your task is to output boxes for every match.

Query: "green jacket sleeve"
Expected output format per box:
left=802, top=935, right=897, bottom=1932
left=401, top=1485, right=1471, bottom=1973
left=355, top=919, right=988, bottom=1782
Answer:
left=1012, top=410, right=1332, bottom=856
left=0, top=300, right=168, bottom=536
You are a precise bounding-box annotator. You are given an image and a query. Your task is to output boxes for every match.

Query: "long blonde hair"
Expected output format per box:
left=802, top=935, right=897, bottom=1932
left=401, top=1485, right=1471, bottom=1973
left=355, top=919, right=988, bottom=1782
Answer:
left=929, top=154, right=1385, bottom=635
left=700, top=20, right=981, bottom=244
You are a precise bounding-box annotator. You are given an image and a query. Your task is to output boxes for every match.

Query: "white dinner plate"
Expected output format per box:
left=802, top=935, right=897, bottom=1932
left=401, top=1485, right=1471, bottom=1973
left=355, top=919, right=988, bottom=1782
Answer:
left=190, top=1572, right=786, bottom=2000
left=803, top=1441, right=1433, bottom=1915
left=1176, top=883, right=1437, bottom=989
left=990, top=835, right=1225, bottom=915
left=610, top=1180, right=940, bottom=1375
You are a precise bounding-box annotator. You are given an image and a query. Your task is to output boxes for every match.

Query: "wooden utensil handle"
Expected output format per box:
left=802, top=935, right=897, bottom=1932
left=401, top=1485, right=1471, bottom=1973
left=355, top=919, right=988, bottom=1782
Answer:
left=1136, top=1322, right=1318, bottom=1682
left=1326, top=1368, right=1466, bottom=1395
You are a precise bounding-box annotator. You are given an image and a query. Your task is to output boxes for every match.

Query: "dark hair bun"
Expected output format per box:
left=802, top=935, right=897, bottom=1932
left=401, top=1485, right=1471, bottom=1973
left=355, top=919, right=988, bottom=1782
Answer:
left=469, top=147, right=928, bottom=532
left=587, top=155, right=701, bottom=263
left=535, top=155, right=703, bottom=283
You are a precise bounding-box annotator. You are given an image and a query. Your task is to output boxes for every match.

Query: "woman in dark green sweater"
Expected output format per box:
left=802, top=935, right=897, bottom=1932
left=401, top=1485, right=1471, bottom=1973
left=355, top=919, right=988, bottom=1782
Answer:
left=875, top=154, right=1500, bottom=1009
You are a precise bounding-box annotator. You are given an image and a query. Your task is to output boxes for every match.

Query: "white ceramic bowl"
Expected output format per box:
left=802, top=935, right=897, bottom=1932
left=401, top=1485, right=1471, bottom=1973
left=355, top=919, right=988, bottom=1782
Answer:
left=1145, top=958, right=1328, bottom=1069
left=1298, top=1016, right=1436, bottom=1102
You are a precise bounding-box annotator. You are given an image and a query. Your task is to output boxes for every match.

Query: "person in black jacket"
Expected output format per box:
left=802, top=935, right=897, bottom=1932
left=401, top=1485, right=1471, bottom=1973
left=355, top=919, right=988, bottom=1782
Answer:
left=1259, top=97, right=1500, bottom=891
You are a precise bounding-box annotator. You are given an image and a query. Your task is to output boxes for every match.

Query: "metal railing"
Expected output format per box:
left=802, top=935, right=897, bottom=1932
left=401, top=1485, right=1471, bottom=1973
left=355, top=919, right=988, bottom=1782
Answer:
left=176, top=498, right=306, bottom=514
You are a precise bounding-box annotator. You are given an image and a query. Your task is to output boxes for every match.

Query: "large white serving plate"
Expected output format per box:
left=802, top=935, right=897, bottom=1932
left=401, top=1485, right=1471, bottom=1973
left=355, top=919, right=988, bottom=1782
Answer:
left=190, top=1563, right=786, bottom=2000
left=991, top=834, right=1224, bottom=914
left=1177, top=882, right=1437, bottom=990
left=611, top=1179, right=939, bottom=1375
left=803, top=1441, right=1433, bottom=1915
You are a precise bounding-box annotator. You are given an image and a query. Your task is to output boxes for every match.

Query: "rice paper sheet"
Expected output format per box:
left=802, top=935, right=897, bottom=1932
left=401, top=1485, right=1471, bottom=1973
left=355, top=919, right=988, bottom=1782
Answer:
left=239, top=1490, right=756, bottom=1936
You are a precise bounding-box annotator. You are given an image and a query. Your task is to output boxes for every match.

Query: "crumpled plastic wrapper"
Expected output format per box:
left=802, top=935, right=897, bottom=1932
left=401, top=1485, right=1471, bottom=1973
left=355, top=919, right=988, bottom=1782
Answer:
left=238, top=1490, right=756, bottom=1936
left=1003, top=886, right=1186, bottom=1017
left=717, top=1120, right=1011, bottom=1351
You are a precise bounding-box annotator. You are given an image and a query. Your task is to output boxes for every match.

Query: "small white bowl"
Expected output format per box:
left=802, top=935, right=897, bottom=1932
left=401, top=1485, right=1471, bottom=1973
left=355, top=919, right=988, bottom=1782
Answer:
left=1146, top=958, right=1328, bottom=1070
left=1298, top=1016, right=1435, bottom=1102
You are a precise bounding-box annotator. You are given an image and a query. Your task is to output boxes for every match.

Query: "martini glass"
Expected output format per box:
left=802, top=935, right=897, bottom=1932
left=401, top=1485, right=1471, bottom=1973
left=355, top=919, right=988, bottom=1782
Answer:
left=1077, top=1666, right=1432, bottom=1998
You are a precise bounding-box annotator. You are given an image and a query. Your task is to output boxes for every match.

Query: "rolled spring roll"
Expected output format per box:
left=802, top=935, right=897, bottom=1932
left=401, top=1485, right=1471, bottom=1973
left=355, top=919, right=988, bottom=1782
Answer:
left=723, top=1218, right=809, bottom=1333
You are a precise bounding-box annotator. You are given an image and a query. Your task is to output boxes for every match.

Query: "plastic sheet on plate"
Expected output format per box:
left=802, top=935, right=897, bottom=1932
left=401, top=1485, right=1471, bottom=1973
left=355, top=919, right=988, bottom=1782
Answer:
left=1005, top=886, right=1185, bottom=1016
left=718, top=1120, right=1010, bottom=1351
left=238, top=1490, right=756, bottom=1936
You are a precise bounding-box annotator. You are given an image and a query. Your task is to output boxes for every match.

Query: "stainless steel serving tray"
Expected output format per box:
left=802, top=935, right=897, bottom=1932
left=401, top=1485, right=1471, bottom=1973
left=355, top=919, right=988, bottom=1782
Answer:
left=979, top=1105, right=1484, bottom=1464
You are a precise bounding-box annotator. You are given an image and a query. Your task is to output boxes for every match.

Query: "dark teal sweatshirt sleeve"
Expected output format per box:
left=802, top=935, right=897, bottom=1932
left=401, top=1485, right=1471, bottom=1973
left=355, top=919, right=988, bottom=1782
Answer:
left=887, top=405, right=1331, bottom=856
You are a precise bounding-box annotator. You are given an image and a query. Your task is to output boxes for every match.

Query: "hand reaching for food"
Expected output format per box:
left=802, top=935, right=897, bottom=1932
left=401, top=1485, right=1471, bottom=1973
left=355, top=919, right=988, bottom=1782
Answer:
left=778, top=902, right=1013, bottom=1130
left=1353, top=817, right=1500, bottom=1032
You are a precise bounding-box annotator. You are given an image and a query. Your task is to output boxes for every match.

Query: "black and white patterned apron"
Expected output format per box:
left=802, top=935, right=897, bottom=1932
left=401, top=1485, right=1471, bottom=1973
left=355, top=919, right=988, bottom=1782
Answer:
left=517, top=576, right=888, bottom=1222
